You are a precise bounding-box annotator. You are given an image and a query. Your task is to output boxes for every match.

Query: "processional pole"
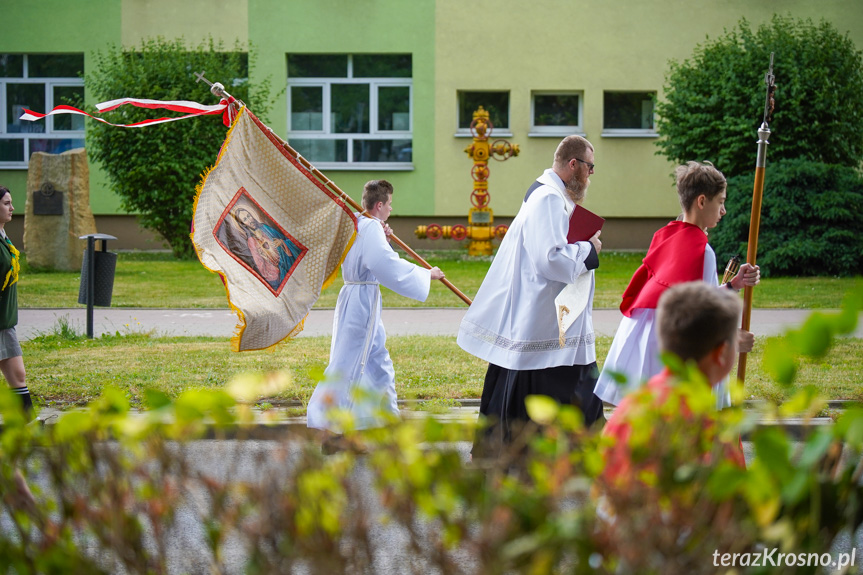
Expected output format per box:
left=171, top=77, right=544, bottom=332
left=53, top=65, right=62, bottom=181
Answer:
left=195, top=72, right=473, bottom=306
left=737, top=54, right=775, bottom=383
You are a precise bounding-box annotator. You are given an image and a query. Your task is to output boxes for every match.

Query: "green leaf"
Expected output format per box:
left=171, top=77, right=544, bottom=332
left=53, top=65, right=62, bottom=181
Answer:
left=752, top=427, right=793, bottom=481
left=780, top=469, right=810, bottom=505
left=778, top=385, right=824, bottom=418
left=706, top=462, right=748, bottom=499
left=834, top=407, right=863, bottom=448
left=762, top=337, right=797, bottom=386
left=794, top=313, right=833, bottom=358
left=525, top=395, right=560, bottom=425
left=144, top=388, right=172, bottom=409
left=659, top=351, right=685, bottom=376
left=93, top=386, right=131, bottom=415
left=53, top=411, right=95, bottom=442
left=797, top=430, right=834, bottom=468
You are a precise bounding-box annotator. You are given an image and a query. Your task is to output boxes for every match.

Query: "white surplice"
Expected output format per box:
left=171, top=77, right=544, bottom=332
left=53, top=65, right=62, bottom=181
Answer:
left=593, top=243, right=732, bottom=409
left=457, top=169, right=597, bottom=371
left=306, top=214, right=431, bottom=432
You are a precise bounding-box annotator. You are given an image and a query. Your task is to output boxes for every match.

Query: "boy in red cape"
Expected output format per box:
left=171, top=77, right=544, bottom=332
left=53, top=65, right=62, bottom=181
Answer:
left=594, top=161, right=759, bottom=409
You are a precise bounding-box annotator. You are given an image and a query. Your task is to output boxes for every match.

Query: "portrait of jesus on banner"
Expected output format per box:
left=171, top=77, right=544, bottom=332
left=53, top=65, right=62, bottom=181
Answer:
left=214, top=189, right=306, bottom=295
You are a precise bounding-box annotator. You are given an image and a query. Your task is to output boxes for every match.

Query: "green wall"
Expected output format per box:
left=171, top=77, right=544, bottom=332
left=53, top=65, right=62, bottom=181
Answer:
left=0, top=0, right=121, bottom=212
left=249, top=0, right=436, bottom=215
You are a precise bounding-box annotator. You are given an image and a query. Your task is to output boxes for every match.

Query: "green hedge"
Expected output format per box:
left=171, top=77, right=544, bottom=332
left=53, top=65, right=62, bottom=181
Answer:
left=711, top=159, right=863, bottom=277
left=655, top=15, right=863, bottom=179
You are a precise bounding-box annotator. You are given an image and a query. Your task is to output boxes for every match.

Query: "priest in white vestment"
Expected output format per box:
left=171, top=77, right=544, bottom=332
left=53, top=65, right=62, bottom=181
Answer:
left=307, top=180, right=444, bottom=440
left=457, top=136, right=605, bottom=458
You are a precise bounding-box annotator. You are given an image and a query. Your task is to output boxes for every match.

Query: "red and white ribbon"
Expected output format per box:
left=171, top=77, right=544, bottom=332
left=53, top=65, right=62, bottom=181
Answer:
left=19, top=96, right=236, bottom=128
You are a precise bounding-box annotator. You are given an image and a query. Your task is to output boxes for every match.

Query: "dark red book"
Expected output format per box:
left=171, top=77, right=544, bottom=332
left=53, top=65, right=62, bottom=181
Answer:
left=567, top=205, right=605, bottom=243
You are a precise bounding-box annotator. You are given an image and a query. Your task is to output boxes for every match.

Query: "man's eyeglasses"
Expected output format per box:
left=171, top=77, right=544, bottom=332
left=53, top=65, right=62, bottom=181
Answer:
left=573, top=158, right=595, bottom=171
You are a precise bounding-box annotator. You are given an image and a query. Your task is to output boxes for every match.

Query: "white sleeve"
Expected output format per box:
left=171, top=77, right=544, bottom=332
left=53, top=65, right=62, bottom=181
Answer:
left=704, top=245, right=719, bottom=287
left=522, top=191, right=592, bottom=284
left=364, top=223, right=432, bottom=302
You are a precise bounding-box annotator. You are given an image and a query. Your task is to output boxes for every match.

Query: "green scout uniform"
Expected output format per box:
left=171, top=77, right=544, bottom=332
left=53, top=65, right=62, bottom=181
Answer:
left=0, top=237, right=18, bottom=330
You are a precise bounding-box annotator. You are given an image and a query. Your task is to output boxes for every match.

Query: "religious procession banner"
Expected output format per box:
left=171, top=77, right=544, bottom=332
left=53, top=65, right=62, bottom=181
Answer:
left=192, top=107, right=357, bottom=351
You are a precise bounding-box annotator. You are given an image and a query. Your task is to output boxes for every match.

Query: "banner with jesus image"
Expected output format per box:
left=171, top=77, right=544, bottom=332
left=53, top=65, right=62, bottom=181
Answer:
left=215, top=191, right=306, bottom=295
left=192, top=107, right=357, bottom=351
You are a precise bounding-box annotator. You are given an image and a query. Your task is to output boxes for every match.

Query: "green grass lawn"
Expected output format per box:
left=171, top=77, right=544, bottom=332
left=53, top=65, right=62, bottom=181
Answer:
left=18, top=250, right=862, bottom=309
left=24, top=330, right=863, bottom=407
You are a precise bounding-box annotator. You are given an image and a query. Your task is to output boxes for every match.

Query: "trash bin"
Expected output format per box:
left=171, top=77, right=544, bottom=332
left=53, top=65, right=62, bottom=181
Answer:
left=78, top=233, right=117, bottom=306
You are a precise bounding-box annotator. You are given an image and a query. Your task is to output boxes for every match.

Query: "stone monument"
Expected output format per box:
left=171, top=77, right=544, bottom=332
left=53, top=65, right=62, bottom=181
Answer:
left=24, top=148, right=97, bottom=271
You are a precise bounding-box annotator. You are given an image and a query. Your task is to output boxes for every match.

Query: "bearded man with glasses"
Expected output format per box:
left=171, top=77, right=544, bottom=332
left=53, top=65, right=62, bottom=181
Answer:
left=458, top=135, right=605, bottom=460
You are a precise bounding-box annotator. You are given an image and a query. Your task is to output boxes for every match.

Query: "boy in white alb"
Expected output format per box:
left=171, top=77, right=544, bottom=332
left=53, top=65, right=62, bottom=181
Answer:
left=594, top=161, right=760, bottom=409
left=307, top=180, right=444, bottom=441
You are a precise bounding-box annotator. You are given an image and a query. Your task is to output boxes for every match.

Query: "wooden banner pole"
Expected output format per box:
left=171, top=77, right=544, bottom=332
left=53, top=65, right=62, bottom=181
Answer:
left=737, top=54, right=775, bottom=383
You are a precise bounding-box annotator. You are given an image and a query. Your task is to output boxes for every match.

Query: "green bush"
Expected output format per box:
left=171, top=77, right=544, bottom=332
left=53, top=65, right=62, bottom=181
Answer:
left=86, top=38, right=273, bottom=259
left=656, top=15, right=863, bottom=179
left=710, top=159, right=863, bottom=277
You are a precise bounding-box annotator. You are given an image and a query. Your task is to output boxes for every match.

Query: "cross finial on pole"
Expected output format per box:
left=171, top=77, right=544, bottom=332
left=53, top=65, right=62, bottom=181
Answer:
left=762, top=53, right=775, bottom=126
left=194, top=71, right=213, bottom=87
left=193, top=71, right=231, bottom=101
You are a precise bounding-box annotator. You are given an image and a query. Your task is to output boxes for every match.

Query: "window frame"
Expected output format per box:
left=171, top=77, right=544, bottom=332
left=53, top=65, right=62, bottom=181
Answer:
left=601, top=90, right=658, bottom=138
left=454, top=90, right=512, bottom=138
left=286, top=54, right=413, bottom=171
left=0, top=54, right=85, bottom=169
left=528, top=90, right=584, bottom=138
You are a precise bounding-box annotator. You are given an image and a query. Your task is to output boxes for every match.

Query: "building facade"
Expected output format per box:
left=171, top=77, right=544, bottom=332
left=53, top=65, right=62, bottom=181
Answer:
left=2, top=0, right=861, bottom=250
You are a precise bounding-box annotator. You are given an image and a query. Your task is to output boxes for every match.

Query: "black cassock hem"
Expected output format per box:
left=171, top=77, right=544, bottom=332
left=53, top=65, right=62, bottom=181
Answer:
left=472, top=362, right=604, bottom=460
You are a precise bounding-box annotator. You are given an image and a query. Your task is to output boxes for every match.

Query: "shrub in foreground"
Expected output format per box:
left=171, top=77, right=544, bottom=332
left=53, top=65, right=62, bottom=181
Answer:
left=0, top=290, right=861, bottom=574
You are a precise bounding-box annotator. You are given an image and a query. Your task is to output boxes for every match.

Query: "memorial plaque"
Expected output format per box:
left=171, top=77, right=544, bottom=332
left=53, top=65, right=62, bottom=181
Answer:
left=32, top=182, right=64, bottom=215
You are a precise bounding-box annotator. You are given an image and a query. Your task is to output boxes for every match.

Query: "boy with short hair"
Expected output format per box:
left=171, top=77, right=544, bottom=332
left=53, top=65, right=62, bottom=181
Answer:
left=306, top=180, right=444, bottom=449
left=594, top=161, right=760, bottom=409
left=596, top=282, right=748, bottom=571
left=601, top=281, right=746, bottom=486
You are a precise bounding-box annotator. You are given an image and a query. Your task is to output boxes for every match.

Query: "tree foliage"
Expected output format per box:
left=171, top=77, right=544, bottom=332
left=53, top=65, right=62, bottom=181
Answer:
left=711, top=159, right=863, bottom=277
left=86, top=38, right=273, bottom=258
left=655, top=15, right=863, bottom=179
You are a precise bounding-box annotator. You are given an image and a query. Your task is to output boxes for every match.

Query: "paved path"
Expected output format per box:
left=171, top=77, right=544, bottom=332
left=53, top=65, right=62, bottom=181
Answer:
left=18, top=307, right=863, bottom=340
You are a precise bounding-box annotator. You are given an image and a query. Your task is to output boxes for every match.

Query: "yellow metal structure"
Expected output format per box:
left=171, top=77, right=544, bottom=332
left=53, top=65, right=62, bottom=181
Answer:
left=415, top=106, right=518, bottom=256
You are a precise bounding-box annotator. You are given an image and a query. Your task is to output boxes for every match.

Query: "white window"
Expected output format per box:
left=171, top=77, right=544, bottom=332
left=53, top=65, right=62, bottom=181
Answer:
left=1, top=54, right=85, bottom=168
left=287, top=54, right=412, bottom=170
left=529, top=91, right=583, bottom=137
left=602, top=91, right=657, bottom=137
left=456, top=91, right=510, bottom=137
